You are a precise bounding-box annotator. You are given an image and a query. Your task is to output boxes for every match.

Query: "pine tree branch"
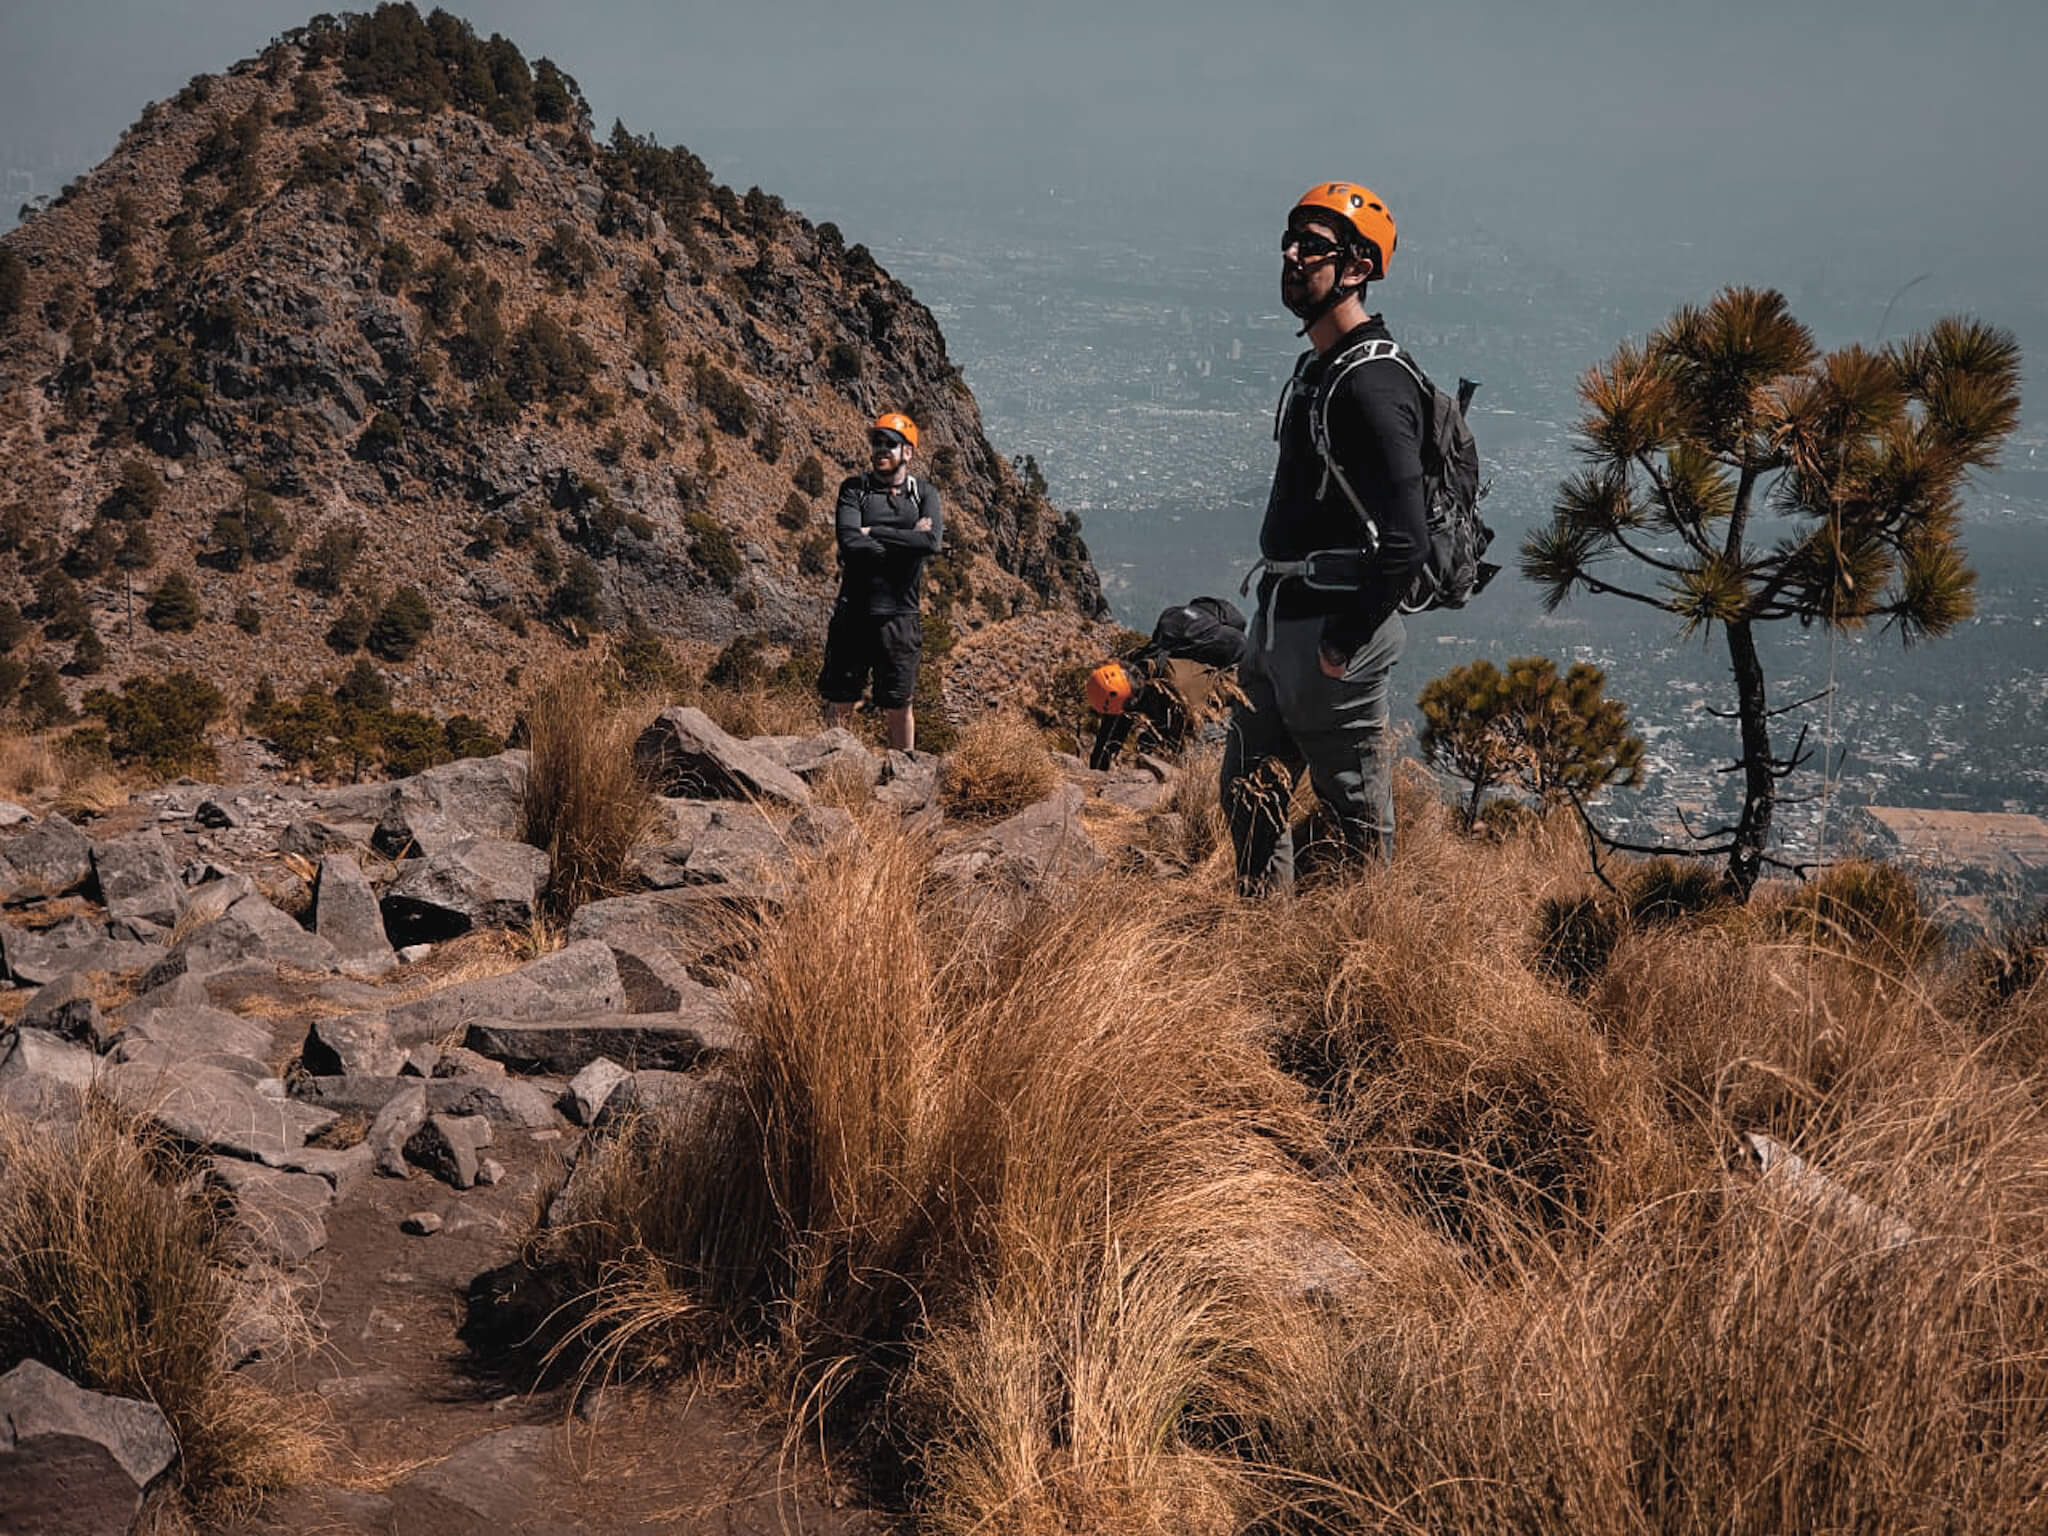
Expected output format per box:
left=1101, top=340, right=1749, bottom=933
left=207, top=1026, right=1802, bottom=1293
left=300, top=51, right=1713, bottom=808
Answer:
left=1634, top=454, right=1717, bottom=560
left=1577, top=574, right=1678, bottom=614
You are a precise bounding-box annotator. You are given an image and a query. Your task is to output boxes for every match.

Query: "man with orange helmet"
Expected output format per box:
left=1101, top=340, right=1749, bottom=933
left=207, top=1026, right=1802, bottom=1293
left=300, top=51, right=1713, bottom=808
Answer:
left=817, top=411, right=943, bottom=751
left=1220, top=182, right=1430, bottom=893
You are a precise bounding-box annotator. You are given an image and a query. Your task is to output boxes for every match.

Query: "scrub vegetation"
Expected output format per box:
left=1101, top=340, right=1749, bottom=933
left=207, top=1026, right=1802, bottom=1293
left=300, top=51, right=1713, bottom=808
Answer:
left=525, top=756, right=2048, bottom=1534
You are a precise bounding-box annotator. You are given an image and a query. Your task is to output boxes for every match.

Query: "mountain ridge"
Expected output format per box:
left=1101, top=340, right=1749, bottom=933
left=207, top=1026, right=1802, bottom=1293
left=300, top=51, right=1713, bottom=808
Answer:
left=0, top=6, right=1104, bottom=753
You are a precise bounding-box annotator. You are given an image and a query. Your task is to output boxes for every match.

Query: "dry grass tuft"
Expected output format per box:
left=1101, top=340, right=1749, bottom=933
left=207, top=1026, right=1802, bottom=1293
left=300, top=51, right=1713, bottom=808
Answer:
left=524, top=775, right=2048, bottom=1533
left=0, top=1096, right=326, bottom=1518
left=938, top=713, right=1057, bottom=822
left=521, top=665, right=661, bottom=919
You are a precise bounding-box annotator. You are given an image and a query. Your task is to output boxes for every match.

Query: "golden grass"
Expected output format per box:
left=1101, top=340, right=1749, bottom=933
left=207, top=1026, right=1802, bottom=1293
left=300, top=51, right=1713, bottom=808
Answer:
left=526, top=774, right=2048, bottom=1533
left=938, top=713, right=1057, bottom=822
left=521, top=665, right=661, bottom=919
left=0, top=1096, right=327, bottom=1519
left=0, top=728, right=142, bottom=811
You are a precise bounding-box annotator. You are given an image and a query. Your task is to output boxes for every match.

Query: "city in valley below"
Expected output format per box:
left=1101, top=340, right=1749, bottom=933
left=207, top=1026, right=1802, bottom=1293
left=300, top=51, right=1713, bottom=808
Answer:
left=874, top=209, right=2048, bottom=920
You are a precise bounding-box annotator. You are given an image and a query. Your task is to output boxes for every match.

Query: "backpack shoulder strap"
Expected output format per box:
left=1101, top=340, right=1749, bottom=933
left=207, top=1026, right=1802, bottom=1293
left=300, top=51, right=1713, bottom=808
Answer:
left=1308, top=337, right=1404, bottom=544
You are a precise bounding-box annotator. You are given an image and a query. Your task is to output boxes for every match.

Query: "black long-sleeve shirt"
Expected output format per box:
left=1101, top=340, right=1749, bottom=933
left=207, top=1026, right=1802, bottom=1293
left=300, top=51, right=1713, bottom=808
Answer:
left=1258, top=317, right=1429, bottom=656
left=834, top=473, right=943, bottom=616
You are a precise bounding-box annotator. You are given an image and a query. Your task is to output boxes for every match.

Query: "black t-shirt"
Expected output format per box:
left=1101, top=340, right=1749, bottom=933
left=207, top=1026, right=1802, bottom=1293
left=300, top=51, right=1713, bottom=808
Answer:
left=833, top=474, right=944, bottom=616
left=1258, top=317, right=1430, bottom=655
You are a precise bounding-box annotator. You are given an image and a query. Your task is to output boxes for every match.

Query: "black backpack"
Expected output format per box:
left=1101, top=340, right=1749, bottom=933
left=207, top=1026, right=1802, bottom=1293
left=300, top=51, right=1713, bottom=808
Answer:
left=1307, top=339, right=1497, bottom=612
left=1148, top=595, right=1249, bottom=668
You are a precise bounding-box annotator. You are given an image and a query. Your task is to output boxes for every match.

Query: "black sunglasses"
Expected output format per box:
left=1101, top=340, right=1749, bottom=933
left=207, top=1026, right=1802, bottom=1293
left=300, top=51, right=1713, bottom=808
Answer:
left=1281, top=228, right=1344, bottom=261
left=868, top=429, right=906, bottom=451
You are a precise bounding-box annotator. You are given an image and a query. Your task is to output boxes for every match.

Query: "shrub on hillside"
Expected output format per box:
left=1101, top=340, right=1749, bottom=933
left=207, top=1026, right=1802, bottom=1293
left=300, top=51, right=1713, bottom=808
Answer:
left=145, top=571, right=202, bottom=632
left=1772, top=860, right=1944, bottom=965
left=0, top=248, right=25, bottom=327
left=367, top=585, right=434, bottom=661
left=690, top=355, right=756, bottom=436
left=551, top=552, right=607, bottom=629
left=18, top=661, right=71, bottom=727
left=684, top=510, right=743, bottom=591
left=82, top=670, right=224, bottom=774
left=294, top=525, right=362, bottom=594
left=794, top=454, right=828, bottom=497
left=939, top=714, right=1056, bottom=822
left=325, top=599, right=372, bottom=654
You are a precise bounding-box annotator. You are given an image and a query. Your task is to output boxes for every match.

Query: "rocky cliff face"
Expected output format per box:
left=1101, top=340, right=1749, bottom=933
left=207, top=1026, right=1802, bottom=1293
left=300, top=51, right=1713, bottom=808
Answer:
left=0, top=8, right=1103, bottom=734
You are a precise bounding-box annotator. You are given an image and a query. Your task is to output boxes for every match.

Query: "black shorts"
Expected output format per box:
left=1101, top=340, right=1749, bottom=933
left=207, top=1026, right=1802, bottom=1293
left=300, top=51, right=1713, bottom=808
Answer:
left=818, top=607, right=922, bottom=709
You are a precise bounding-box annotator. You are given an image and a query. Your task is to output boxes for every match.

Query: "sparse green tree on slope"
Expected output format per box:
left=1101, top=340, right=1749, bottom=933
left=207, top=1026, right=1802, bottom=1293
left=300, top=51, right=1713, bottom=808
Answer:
left=1521, top=288, right=2020, bottom=897
left=1419, top=656, right=1644, bottom=828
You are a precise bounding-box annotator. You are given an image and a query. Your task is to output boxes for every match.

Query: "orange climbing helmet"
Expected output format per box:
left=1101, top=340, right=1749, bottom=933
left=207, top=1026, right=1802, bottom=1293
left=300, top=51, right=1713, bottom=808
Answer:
left=1086, top=661, right=1135, bottom=716
left=872, top=411, right=919, bottom=450
left=1290, top=182, right=1397, bottom=275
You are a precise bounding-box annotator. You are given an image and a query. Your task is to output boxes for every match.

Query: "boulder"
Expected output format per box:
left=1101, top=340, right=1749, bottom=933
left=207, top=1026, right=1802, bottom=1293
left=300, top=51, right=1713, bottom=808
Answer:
left=140, top=890, right=340, bottom=988
left=563, top=1057, right=630, bottom=1126
left=90, top=828, right=183, bottom=930
left=203, top=1158, right=333, bottom=1265
left=0, top=927, right=160, bottom=990
left=102, top=1060, right=305, bottom=1162
left=0, top=813, right=94, bottom=896
left=367, top=1081, right=428, bottom=1178
left=874, top=748, right=940, bottom=812
left=367, top=752, right=530, bottom=856
left=292, top=1074, right=561, bottom=1130
left=404, top=1112, right=493, bottom=1188
left=751, top=727, right=881, bottom=788
left=600, top=929, right=705, bottom=1013
left=564, top=887, right=741, bottom=960
left=313, top=853, right=397, bottom=979
left=380, top=837, right=550, bottom=946
left=633, top=804, right=793, bottom=899
left=465, top=1002, right=737, bottom=1076
left=935, top=785, right=1106, bottom=891
left=0, top=1028, right=97, bottom=1120
left=384, top=939, right=623, bottom=1046
left=111, top=1004, right=276, bottom=1074
left=631, top=707, right=813, bottom=807
left=276, top=818, right=352, bottom=859
left=301, top=1011, right=402, bottom=1078
left=0, top=1360, right=178, bottom=1535
left=20, top=973, right=104, bottom=1050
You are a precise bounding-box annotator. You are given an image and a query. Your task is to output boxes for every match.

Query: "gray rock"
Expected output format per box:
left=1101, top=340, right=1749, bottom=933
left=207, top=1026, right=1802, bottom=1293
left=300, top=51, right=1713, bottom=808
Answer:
left=405, top=1112, right=493, bottom=1188
left=1101, top=769, right=1170, bottom=813
left=20, top=973, right=104, bottom=1049
left=0, top=927, right=160, bottom=989
left=301, top=1010, right=401, bottom=1078
left=401, top=1210, right=443, bottom=1236
left=367, top=1082, right=428, bottom=1178
left=591, top=1067, right=727, bottom=1130
left=194, top=797, right=247, bottom=829
left=600, top=929, right=705, bottom=1013
left=103, top=1060, right=304, bottom=1162
left=384, top=939, right=623, bottom=1047
left=0, top=800, right=30, bottom=827
left=1, top=813, right=94, bottom=896
left=380, top=837, right=550, bottom=946
left=141, top=891, right=339, bottom=988
left=751, top=727, right=881, bottom=788
left=564, top=887, right=742, bottom=961
left=0, top=1027, right=96, bottom=1120
left=294, top=1073, right=560, bottom=1131
left=368, top=752, right=530, bottom=857
left=936, top=785, right=1106, bottom=891
left=563, top=1057, right=630, bottom=1126
left=633, top=804, right=795, bottom=900
left=260, top=1140, right=373, bottom=1194
left=632, top=707, right=814, bottom=807
left=90, top=828, right=183, bottom=930
left=313, top=853, right=397, bottom=979
left=476, top=1156, right=506, bottom=1186
left=116, top=971, right=210, bottom=1018
left=0, top=1360, right=178, bottom=1533
left=276, top=818, right=351, bottom=859
left=204, top=1159, right=333, bottom=1265
left=465, top=1003, right=737, bottom=1076
left=428, top=1044, right=502, bottom=1078
left=112, top=1004, right=275, bottom=1073
left=395, top=1425, right=555, bottom=1526
left=874, top=748, right=941, bottom=812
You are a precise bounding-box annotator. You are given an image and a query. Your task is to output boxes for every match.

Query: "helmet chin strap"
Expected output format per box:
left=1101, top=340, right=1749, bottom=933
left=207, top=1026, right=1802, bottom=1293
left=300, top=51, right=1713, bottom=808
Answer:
left=1289, top=253, right=1367, bottom=338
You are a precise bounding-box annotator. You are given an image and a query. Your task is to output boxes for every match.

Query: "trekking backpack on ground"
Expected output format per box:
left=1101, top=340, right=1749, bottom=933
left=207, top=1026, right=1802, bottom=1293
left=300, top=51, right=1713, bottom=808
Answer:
left=1307, top=339, right=1498, bottom=612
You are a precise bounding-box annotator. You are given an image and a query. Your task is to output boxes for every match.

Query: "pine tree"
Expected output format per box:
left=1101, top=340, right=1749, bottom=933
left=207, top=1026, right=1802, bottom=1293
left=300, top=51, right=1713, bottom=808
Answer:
left=144, top=570, right=202, bottom=633
left=1420, top=657, right=1645, bottom=828
left=1521, top=289, right=2020, bottom=896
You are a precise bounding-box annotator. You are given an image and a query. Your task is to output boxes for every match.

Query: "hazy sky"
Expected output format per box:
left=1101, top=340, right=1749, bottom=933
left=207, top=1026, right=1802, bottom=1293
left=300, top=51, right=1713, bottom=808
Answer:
left=4, top=1, right=2045, bottom=325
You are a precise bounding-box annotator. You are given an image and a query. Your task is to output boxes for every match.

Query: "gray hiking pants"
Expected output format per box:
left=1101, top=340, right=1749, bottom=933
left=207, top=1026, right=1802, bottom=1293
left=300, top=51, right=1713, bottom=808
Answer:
left=1220, top=610, right=1405, bottom=895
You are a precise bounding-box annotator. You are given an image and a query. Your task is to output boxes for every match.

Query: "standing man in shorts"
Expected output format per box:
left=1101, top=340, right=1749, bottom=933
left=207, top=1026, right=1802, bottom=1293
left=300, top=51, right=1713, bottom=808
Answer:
left=818, top=411, right=942, bottom=751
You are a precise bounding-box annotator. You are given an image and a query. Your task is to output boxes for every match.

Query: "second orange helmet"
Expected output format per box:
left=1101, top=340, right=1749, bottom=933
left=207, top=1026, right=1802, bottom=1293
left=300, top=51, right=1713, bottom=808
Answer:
left=872, top=412, right=919, bottom=449
left=1291, top=183, right=1397, bottom=276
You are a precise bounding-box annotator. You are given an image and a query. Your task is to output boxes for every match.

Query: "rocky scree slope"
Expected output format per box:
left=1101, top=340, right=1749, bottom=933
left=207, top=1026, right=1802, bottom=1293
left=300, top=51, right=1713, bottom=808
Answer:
left=0, top=10, right=1104, bottom=732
